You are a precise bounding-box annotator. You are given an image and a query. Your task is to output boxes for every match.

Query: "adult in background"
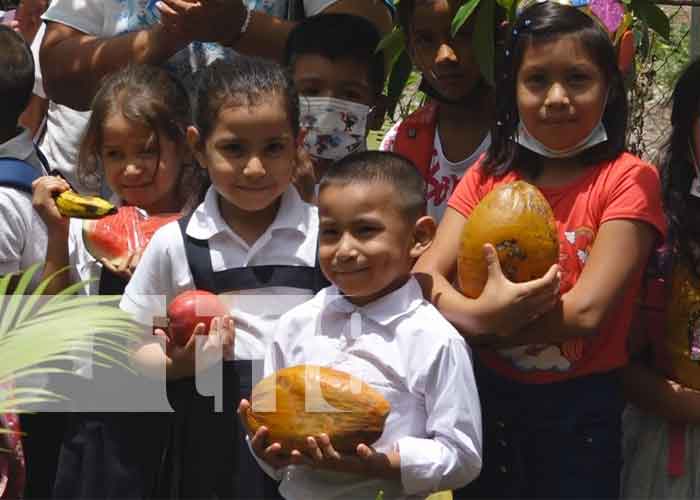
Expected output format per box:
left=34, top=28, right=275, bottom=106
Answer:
left=38, top=0, right=392, bottom=194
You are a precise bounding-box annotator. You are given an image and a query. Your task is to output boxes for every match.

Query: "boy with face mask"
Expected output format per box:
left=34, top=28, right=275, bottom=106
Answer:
left=284, top=13, right=387, bottom=196
left=380, top=0, right=494, bottom=222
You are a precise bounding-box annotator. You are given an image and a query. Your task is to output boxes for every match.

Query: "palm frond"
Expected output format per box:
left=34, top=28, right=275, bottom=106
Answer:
left=0, top=267, right=144, bottom=413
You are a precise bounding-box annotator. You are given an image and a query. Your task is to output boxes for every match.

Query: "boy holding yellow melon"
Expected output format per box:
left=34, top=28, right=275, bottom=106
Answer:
left=239, top=151, right=482, bottom=499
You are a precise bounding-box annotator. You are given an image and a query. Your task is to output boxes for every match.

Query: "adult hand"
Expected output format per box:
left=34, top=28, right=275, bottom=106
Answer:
left=156, top=0, right=248, bottom=45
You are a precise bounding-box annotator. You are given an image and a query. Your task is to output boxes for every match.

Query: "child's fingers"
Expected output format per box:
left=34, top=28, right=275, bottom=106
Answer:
left=317, top=433, right=341, bottom=461
left=183, top=323, right=206, bottom=352
left=290, top=449, right=312, bottom=467
left=306, top=436, right=324, bottom=462
left=356, top=443, right=374, bottom=459
left=483, top=243, right=506, bottom=283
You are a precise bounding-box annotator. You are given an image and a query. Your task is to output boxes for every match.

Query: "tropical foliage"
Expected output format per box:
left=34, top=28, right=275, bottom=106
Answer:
left=380, top=0, right=672, bottom=116
left=0, top=265, right=140, bottom=420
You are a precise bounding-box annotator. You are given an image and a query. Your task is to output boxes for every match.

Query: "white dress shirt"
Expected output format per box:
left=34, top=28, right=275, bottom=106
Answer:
left=254, top=277, right=482, bottom=499
left=121, top=185, right=318, bottom=360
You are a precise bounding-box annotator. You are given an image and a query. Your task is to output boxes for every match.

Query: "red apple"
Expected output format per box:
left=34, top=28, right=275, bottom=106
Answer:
left=167, top=290, right=228, bottom=347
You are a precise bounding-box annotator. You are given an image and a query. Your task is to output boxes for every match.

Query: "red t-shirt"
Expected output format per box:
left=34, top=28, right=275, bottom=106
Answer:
left=448, top=152, right=667, bottom=383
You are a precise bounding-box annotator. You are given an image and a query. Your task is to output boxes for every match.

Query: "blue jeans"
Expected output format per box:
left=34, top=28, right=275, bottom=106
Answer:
left=455, top=357, right=624, bottom=499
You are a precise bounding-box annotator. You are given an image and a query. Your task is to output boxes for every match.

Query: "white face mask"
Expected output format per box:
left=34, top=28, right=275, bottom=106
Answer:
left=299, top=97, right=370, bottom=161
left=516, top=119, right=608, bottom=159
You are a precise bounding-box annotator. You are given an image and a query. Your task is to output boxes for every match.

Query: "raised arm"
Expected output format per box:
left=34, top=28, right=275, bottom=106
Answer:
left=40, top=21, right=187, bottom=110
left=156, top=0, right=393, bottom=63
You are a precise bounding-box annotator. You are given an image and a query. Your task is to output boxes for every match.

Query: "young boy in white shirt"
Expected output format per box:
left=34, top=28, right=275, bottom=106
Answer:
left=241, top=150, right=483, bottom=499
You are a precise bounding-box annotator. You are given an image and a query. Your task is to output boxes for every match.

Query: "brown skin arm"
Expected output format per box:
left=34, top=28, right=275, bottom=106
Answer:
left=492, top=219, right=658, bottom=347
left=156, top=0, right=393, bottom=63
left=413, top=207, right=561, bottom=339
left=40, top=21, right=188, bottom=110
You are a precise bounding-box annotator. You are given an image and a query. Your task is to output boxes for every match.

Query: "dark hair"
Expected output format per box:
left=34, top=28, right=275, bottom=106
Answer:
left=193, top=56, right=299, bottom=142
left=484, top=2, right=627, bottom=178
left=284, top=13, right=385, bottom=96
left=0, top=25, right=34, bottom=129
left=319, top=151, right=426, bottom=221
left=659, top=58, right=700, bottom=275
left=79, top=64, right=204, bottom=206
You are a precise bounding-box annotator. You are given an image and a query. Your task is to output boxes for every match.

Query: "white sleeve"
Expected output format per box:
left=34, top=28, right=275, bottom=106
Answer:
left=379, top=119, right=401, bottom=152
left=31, top=23, right=47, bottom=99
left=119, top=227, right=180, bottom=327
left=42, top=0, right=105, bottom=36
left=397, top=338, right=483, bottom=495
left=0, top=191, right=31, bottom=275
left=303, top=0, right=340, bottom=16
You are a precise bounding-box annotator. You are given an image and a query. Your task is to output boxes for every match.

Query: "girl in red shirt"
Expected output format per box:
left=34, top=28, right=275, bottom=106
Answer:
left=414, top=3, right=666, bottom=498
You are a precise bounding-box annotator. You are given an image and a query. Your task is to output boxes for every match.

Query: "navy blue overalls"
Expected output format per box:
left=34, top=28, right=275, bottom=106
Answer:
left=159, top=212, right=328, bottom=499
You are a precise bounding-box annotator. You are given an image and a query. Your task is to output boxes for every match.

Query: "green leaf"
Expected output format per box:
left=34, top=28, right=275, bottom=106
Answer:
left=386, top=50, right=413, bottom=118
left=0, top=263, right=40, bottom=337
left=14, top=266, right=71, bottom=326
left=631, top=0, right=670, bottom=40
left=376, top=27, right=405, bottom=55
left=451, top=0, right=481, bottom=37
left=473, top=0, right=496, bottom=86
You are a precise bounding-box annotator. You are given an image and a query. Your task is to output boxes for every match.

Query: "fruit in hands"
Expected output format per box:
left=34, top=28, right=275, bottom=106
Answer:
left=167, top=290, right=228, bottom=347
left=457, top=181, right=559, bottom=298
left=55, top=190, right=118, bottom=219
left=243, top=365, right=390, bottom=453
left=83, top=206, right=180, bottom=268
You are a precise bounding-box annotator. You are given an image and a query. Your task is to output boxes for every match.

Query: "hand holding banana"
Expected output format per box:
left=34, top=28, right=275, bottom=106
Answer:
left=54, top=190, right=117, bottom=219
left=32, top=175, right=117, bottom=225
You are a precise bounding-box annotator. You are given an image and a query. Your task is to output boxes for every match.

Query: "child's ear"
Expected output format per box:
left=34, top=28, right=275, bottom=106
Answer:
left=368, top=95, right=388, bottom=131
left=409, top=215, right=437, bottom=259
left=186, top=125, right=206, bottom=170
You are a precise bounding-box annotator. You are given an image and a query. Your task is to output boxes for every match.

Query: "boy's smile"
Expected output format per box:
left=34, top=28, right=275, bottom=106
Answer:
left=318, top=181, right=419, bottom=306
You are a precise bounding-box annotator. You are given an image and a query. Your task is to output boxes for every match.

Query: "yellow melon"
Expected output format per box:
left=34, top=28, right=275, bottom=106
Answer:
left=457, top=181, right=559, bottom=298
left=242, top=365, right=390, bottom=453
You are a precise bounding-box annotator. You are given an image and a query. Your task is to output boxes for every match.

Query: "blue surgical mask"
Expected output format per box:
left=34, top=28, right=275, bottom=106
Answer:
left=516, top=119, right=608, bottom=159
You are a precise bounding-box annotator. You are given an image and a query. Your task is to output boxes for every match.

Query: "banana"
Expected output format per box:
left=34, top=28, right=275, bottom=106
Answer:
left=55, top=191, right=118, bottom=219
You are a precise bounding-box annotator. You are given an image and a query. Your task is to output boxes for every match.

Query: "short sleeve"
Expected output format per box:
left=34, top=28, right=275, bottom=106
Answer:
left=600, top=158, right=667, bottom=241
left=43, top=0, right=105, bottom=36
left=31, top=23, right=46, bottom=99
left=120, top=224, right=186, bottom=327
left=447, top=162, right=489, bottom=218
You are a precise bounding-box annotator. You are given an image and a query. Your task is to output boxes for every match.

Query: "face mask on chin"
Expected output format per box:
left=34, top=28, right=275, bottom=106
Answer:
left=298, top=96, right=370, bottom=161
left=516, top=119, right=608, bottom=159
left=516, top=88, right=611, bottom=159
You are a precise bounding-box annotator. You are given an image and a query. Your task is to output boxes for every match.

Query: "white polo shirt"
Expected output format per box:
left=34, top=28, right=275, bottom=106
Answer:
left=255, top=277, right=483, bottom=499
left=121, top=185, right=319, bottom=360
left=0, top=128, right=48, bottom=278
